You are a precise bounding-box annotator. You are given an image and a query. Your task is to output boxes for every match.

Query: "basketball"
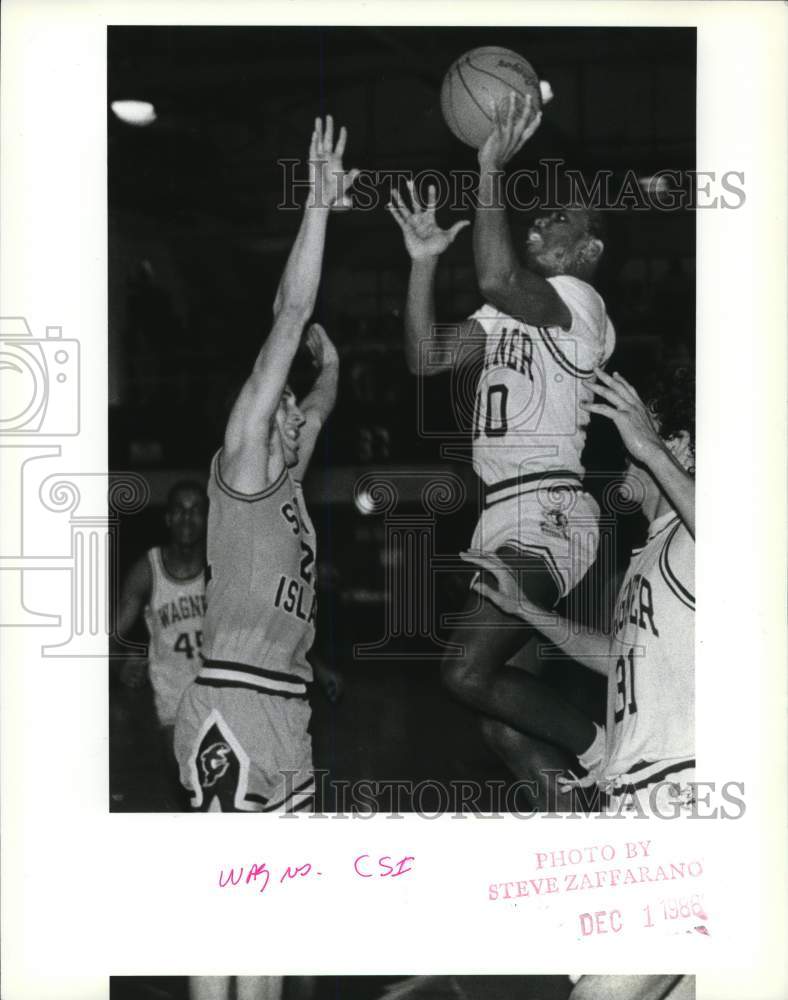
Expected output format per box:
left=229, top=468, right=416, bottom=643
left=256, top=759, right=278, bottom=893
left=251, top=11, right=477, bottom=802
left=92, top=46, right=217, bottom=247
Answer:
left=440, top=46, right=542, bottom=148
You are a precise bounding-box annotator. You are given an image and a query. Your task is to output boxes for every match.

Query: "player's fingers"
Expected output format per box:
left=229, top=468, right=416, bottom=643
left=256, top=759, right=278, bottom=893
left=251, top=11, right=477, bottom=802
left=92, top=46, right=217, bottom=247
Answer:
left=324, top=114, right=334, bottom=151
left=580, top=401, right=620, bottom=420
left=591, top=366, right=619, bottom=389
left=589, top=381, right=627, bottom=408
left=342, top=167, right=360, bottom=192
left=390, top=187, right=414, bottom=220
left=448, top=219, right=471, bottom=241
left=406, top=178, right=423, bottom=213
left=334, top=124, right=347, bottom=158
left=512, top=106, right=535, bottom=149
left=503, top=91, right=516, bottom=131
left=611, top=370, right=640, bottom=401
left=597, top=369, right=638, bottom=407
left=427, top=184, right=438, bottom=211
left=490, top=98, right=503, bottom=131
left=314, top=117, right=323, bottom=154
left=523, top=110, right=543, bottom=142
left=387, top=198, right=413, bottom=233
left=386, top=202, right=407, bottom=232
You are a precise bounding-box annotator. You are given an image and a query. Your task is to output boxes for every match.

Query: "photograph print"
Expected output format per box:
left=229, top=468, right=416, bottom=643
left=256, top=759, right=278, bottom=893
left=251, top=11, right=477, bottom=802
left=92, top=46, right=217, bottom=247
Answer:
left=107, top=26, right=699, bottom=817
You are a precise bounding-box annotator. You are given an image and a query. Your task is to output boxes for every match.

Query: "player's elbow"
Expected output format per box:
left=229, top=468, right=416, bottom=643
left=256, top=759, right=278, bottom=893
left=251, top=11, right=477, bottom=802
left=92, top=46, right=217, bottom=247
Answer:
left=477, top=269, right=515, bottom=304
left=273, top=293, right=312, bottom=326
left=404, top=350, right=421, bottom=376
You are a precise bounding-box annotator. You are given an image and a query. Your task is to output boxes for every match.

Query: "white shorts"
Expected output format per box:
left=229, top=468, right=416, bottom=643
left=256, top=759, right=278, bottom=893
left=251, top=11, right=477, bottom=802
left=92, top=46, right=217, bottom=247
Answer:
left=463, top=487, right=600, bottom=606
left=603, top=760, right=697, bottom=817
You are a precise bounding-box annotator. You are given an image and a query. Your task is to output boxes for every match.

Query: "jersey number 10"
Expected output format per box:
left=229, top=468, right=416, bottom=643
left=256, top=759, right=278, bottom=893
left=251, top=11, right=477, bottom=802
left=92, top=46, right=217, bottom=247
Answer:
left=473, top=384, right=509, bottom=439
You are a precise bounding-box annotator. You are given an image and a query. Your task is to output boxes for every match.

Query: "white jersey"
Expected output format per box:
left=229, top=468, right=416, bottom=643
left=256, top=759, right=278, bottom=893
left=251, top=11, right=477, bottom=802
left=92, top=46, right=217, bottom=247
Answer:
left=468, top=275, right=615, bottom=503
left=602, top=512, right=695, bottom=795
left=142, top=547, right=206, bottom=726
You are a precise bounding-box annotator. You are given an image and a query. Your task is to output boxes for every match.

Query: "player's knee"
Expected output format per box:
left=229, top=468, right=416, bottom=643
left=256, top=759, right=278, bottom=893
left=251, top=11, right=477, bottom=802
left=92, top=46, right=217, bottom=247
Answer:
left=480, top=717, right=521, bottom=755
left=440, top=652, right=489, bottom=702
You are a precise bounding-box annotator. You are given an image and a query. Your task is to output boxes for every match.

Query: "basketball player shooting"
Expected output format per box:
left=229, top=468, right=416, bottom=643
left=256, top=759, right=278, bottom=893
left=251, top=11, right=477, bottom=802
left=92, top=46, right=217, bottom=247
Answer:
left=474, top=365, right=695, bottom=815
left=173, top=116, right=357, bottom=813
left=388, top=92, right=615, bottom=802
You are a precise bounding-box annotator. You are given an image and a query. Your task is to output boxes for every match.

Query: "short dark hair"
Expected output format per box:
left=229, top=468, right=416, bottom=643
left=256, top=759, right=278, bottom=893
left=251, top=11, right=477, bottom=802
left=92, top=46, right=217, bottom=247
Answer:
left=166, top=479, right=207, bottom=511
left=645, top=363, right=695, bottom=454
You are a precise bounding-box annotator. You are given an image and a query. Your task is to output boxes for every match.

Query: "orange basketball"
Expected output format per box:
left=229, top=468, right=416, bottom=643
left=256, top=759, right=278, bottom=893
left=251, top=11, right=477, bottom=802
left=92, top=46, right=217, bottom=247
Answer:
left=440, top=46, right=542, bottom=148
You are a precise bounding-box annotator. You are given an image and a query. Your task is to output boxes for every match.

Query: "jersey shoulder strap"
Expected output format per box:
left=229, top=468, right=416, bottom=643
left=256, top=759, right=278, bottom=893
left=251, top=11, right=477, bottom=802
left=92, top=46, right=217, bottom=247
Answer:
left=211, top=447, right=288, bottom=503
left=659, top=520, right=695, bottom=610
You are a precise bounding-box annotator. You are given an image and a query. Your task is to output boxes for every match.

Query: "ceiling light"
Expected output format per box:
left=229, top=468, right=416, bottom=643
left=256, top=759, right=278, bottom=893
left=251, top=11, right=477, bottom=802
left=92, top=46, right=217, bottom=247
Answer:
left=111, top=100, right=157, bottom=126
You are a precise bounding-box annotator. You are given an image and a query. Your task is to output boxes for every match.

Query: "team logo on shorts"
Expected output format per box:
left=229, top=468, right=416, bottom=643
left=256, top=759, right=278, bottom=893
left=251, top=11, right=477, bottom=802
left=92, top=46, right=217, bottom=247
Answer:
left=540, top=508, right=569, bottom=539
left=198, top=740, right=232, bottom=788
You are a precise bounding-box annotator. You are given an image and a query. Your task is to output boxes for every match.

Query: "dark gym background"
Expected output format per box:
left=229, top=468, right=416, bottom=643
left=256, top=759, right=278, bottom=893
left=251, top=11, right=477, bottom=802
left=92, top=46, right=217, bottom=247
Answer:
left=108, top=27, right=695, bottom=811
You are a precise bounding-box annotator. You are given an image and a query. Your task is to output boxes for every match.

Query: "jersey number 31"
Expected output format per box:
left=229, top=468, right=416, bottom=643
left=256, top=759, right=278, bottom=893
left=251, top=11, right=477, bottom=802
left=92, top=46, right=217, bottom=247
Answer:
left=614, top=647, right=638, bottom=723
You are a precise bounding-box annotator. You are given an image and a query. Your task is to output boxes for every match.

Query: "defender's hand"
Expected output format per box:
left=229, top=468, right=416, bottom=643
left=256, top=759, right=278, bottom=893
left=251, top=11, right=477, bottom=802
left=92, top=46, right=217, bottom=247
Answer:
left=581, top=368, right=664, bottom=464
left=313, top=662, right=344, bottom=704
left=309, top=115, right=360, bottom=210
left=304, top=322, right=338, bottom=372
left=478, top=91, right=542, bottom=172
left=388, top=180, right=469, bottom=260
left=459, top=551, right=552, bottom=625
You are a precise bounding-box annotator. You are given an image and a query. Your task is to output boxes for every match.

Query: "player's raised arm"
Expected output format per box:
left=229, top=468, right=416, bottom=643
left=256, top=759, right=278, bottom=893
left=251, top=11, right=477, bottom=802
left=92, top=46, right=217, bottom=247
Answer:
left=388, top=180, right=470, bottom=376
left=222, top=117, right=357, bottom=493
left=475, top=93, right=572, bottom=329
left=583, top=368, right=696, bottom=538
left=290, top=322, right=340, bottom=482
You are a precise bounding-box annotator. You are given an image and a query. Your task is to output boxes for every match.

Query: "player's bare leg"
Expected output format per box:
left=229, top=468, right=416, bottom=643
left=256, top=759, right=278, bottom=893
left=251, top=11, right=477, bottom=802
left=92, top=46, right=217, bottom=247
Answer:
left=442, top=588, right=597, bottom=758
left=480, top=720, right=590, bottom=811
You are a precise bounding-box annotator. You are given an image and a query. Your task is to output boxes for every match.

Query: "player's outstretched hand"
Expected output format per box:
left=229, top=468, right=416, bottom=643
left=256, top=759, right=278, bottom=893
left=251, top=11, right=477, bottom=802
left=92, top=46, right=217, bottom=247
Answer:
left=309, top=115, right=360, bottom=211
left=304, top=322, right=339, bottom=372
left=581, top=368, right=664, bottom=463
left=313, top=661, right=345, bottom=704
left=478, top=91, right=542, bottom=171
left=388, top=180, right=470, bottom=260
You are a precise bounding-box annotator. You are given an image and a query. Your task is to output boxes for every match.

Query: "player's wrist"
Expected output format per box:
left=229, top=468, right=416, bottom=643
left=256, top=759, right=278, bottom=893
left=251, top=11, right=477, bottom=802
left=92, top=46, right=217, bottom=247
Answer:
left=639, top=436, right=671, bottom=470
left=477, top=153, right=504, bottom=175
left=411, top=253, right=441, bottom=268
